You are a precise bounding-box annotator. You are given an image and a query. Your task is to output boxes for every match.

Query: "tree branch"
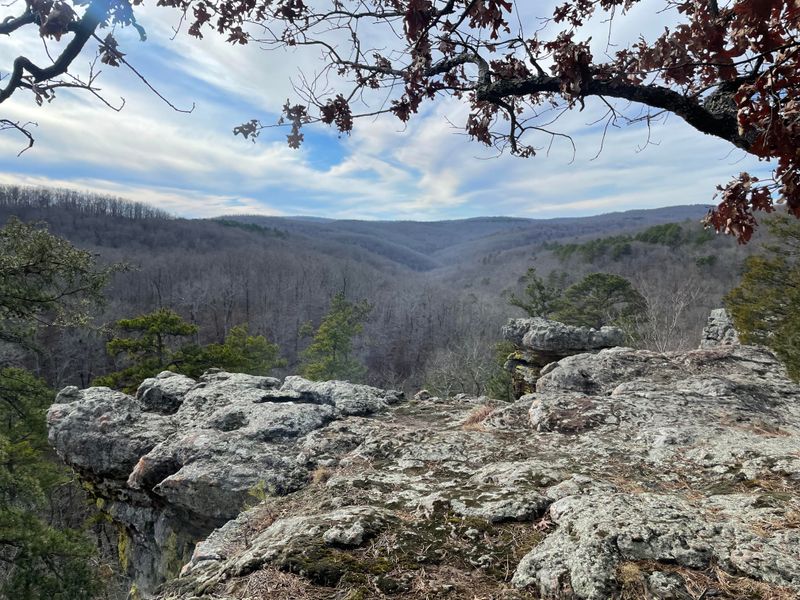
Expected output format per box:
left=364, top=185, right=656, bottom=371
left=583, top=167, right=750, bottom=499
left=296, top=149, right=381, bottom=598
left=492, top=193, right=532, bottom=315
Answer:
left=0, top=0, right=107, bottom=104
left=476, top=75, right=751, bottom=150
left=0, top=11, right=36, bottom=36
left=0, top=119, right=35, bottom=155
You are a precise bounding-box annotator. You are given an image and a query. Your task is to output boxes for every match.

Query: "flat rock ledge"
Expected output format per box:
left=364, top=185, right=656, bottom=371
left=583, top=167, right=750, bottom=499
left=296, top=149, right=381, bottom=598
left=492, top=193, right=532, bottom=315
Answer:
left=48, top=322, right=800, bottom=600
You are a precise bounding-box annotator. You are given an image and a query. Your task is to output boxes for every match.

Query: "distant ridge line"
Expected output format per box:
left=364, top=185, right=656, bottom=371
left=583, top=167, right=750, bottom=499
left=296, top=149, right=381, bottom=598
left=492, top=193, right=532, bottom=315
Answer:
left=215, top=204, right=713, bottom=225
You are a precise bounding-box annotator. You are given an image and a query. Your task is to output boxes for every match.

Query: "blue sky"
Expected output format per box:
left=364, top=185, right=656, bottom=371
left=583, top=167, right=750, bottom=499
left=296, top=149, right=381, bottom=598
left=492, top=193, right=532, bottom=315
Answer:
left=0, top=1, right=769, bottom=220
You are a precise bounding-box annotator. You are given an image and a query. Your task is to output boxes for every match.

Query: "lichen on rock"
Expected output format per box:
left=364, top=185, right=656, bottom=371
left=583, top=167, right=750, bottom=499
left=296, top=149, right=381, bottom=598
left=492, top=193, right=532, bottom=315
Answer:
left=501, top=317, right=625, bottom=396
left=47, top=372, right=401, bottom=594
left=47, top=314, right=800, bottom=599
left=700, top=307, right=741, bottom=348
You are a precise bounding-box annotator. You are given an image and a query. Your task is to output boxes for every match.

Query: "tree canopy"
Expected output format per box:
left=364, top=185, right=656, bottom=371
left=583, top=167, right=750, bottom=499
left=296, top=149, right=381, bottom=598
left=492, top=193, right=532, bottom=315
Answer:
left=0, top=219, right=107, bottom=599
left=551, top=272, right=646, bottom=330
left=0, top=217, right=116, bottom=345
left=95, top=308, right=199, bottom=390
left=96, top=310, right=285, bottom=390
left=178, top=323, right=286, bottom=379
left=300, top=292, right=371, bottom=382
left=725, top=215, right=800, bottom=379
left=510, top=269, right=645, bottom=330
left=508, top=268, right=565, bottom=318
left=0, top=1, right=798, bottom=240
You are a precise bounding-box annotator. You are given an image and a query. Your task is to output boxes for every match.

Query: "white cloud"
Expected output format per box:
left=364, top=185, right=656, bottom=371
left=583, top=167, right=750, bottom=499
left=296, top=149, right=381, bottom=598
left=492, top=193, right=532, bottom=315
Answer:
left=0, top=1, right=773, bottom=222
left=0, top=172, right=286, bottom=217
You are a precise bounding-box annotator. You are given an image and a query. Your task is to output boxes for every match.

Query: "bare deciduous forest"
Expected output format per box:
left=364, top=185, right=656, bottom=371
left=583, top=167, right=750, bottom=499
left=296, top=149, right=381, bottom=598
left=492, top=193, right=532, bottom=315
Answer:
left=1, top=185, right=759, bottom=397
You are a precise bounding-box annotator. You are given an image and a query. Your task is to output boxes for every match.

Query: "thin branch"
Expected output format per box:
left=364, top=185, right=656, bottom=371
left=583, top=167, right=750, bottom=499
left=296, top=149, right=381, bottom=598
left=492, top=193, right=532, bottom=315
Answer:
left=92, top=34, right=194, bottom=114
left=0, top=0, right=107, bottom=104
left=0, top=119, right=35, bottom=155
left=0, top=10, right=35, bottom=36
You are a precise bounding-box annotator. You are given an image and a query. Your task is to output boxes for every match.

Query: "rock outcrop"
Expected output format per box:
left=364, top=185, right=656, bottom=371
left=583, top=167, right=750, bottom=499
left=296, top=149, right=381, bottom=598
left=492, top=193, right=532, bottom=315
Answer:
left=48, top=316, right=800, bottom=600
left=700, top=308, right=740, bottom=348
left=502, top=317, right=625, bottom=396
left=47, top=371, right=402, bottom=594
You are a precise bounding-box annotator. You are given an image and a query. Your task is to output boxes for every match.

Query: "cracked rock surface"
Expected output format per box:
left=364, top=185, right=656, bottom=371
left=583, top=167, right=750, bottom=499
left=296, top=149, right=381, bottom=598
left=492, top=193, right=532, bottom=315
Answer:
left=48, top=319, right=800, bottom=599
left=700, top=308, right=740, bottom=348
left=502, top=317, right=625, bottom=396
left=47, top=372, right=402, bottom=594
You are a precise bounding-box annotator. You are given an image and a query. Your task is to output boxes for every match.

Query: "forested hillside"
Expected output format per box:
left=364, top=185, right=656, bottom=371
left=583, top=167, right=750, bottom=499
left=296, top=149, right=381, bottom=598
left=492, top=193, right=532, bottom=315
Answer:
left=0, top=185, right=761, bottom=395
left=0, top=184, right=783, bottom=600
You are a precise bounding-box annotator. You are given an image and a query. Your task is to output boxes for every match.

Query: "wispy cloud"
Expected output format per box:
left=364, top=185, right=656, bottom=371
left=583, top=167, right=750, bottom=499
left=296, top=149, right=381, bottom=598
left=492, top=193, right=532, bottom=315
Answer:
left=0, top=172, right=286, bottom=217
left=0, top=2, right=772, bottom=221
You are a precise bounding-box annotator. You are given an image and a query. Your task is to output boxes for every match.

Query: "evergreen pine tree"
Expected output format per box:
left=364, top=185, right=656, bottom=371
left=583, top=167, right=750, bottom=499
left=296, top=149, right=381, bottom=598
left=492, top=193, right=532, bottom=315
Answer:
left=300, top=293, right=371, bottom=382
left=0, top=218, right=111, bottom=599
left=725, top=215, right=800, bottom=380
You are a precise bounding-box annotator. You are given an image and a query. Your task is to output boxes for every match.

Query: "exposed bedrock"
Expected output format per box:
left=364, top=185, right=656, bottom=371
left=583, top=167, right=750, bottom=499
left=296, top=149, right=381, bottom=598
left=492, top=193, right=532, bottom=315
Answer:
left=48, top=313, right=800, bottom=599
left=47, top=371, right=402, bottom=595
left=502, top=317, right=625, bottom=397
left=699, top=307, right=741, bottom=348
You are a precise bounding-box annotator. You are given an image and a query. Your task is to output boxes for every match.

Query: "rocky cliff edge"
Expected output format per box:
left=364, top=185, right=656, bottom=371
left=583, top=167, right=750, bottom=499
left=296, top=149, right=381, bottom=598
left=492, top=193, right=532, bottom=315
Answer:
left=47, top=313, right=800, bottom=599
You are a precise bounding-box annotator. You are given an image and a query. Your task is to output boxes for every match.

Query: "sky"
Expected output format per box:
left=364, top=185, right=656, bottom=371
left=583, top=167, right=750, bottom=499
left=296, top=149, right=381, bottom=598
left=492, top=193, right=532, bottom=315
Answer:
left=0, top=1, right=769, bottom=220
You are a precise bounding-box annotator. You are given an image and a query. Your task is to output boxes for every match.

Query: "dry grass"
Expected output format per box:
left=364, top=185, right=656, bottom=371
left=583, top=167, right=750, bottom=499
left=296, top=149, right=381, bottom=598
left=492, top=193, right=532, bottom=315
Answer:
left=235, top=566, right=334, bottom=599
left=618, top=560, right=798, bottom=600
left=187, top=474, right=543, bottom=598
left=782, top=509, right=800, bottom=529
left=243, top=505, right=279, bottom=540
left=603, top=458, right=800, bottom=505
left=461, top=404, right=496, bottom=431
left=215, top=517, right=545, bottom=599
left=310, top=466, right=334, bottom=485
left=719, top=415, right=791, bottom=437
left=750, top=508, right=800, bottom=536
left=402, top=564, right=538, bottom=599
left=616, top=562, right=647, bottom=599
left=742, top=474, right=799, bottom=495
left=686, top=564, right=797, bottom=600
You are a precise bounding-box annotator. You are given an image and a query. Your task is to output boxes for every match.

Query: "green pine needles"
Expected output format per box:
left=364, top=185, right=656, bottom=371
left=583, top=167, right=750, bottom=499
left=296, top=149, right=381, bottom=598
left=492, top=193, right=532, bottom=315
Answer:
left=300, top=292, right=371, bottom=382
left=509, top=268, right=645, bottom=330
left=96, top=310, right=285, bottom=391
left=0, top=218, right=112, bottom=599
left=726, top=215, right=800, bottom=380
